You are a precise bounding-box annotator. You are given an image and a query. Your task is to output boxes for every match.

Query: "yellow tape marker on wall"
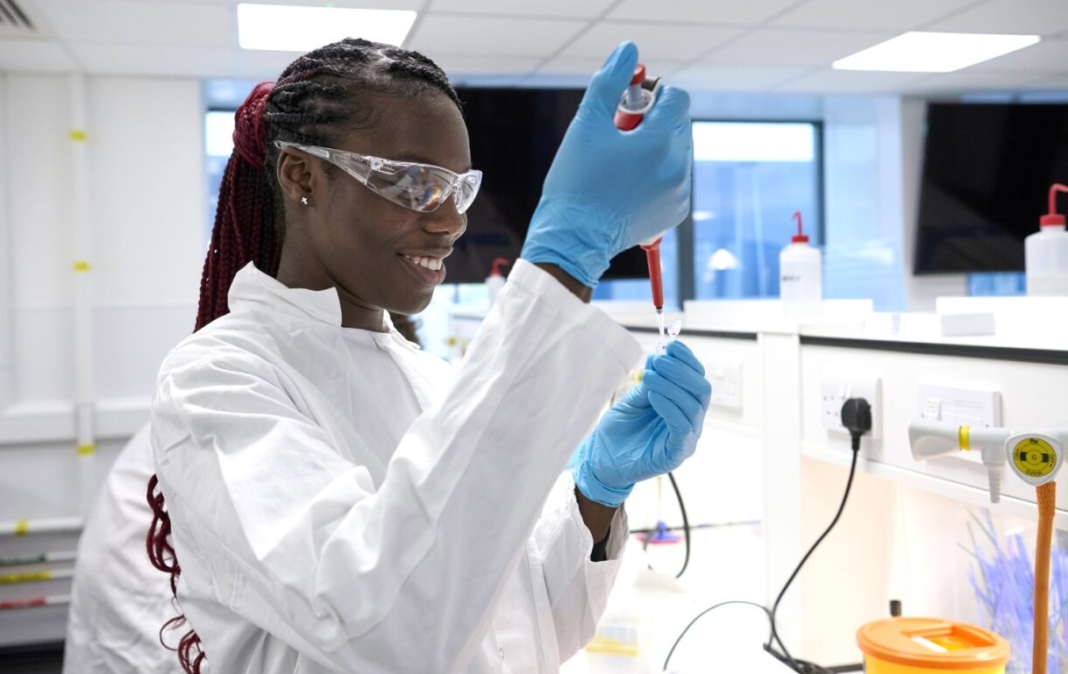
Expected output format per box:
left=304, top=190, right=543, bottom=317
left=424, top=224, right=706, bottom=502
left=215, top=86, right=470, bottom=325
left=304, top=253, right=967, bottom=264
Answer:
left=77, top=444, right=96, bottom=456
left=69, top=130, right=88, bottom=142
left=0, top=570, right=52, bottom=584
left=73, top=261, right=91, bottom=273
left=14, top=520, right=28, bottom=536
left=959, top=425, right=971, bottom=452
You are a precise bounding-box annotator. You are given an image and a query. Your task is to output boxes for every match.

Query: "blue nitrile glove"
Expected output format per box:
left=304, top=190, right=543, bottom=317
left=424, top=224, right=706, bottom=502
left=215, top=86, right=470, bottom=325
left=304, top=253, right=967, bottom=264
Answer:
left=520, top=41, right=693, bottom=287
left=572, top=340, right=712, bottom=507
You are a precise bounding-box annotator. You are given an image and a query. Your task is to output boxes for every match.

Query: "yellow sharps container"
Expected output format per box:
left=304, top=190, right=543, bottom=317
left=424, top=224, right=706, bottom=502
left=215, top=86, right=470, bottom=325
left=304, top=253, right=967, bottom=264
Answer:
left=857, top=618, right=1009, bottom=674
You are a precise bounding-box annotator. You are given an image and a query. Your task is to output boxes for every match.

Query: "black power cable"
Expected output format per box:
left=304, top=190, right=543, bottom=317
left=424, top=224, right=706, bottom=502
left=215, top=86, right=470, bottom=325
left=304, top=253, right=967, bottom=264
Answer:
left=662, top=601, right=772, bottom=671
left=669, top=472, right=690, bottom=579
left=662, top=398, right=872, bottom=673
left=640, top=471, right=691, bottom=579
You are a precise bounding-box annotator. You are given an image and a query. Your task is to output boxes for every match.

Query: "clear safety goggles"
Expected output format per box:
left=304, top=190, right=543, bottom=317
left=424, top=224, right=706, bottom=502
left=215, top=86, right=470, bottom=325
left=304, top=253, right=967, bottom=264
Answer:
left=275, top=141, right=482, bottom=215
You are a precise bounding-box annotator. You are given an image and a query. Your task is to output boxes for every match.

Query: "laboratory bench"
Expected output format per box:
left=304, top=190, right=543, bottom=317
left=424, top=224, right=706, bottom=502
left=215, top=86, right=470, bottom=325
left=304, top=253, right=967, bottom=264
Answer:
left=611, top=297, right=1068, bottom=666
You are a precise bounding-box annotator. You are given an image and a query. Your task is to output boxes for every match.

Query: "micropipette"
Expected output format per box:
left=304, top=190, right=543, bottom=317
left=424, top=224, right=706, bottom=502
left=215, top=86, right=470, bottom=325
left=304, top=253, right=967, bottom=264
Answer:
left=613, top=62, right=666, bottom=339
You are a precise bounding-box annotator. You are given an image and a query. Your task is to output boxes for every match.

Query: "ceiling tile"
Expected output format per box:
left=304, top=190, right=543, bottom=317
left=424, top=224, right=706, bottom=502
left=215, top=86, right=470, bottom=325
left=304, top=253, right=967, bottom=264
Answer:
left=406, top=15, right=586, bottom=57
left=701, top=28, right=893, bottom=67
left=771, top=0, right=979, bottom=31
left=433, top=53, right=542, bottom=74
left=608, top=0, right=801, bottom=26
left=232, top=49, right=310, bottom=80
left=557, top=22, right=742, bottom=62
left=3, top=0, right=56, bottom=38
left=248, top=0, right=423, bottom=7
left=672, top=64, right=812, bottom=92
left=1026, top=72, right=1068, bottom=89
left=774, top=68, right=928, bottom=93
left=0, top=38, right=79, bottom=72
left=964, top=39, right=1068, bottom=73
left=69, top=42, right=238, bottom=77
left=426, top=0, right=615, bottom=19
left=904, top=69, right=1051, bottom=94
left=927, top=0, right=1068, bottom=37
left=34, top=1, right=233, bottom=47
left=539, top=56, right=684, bottom=77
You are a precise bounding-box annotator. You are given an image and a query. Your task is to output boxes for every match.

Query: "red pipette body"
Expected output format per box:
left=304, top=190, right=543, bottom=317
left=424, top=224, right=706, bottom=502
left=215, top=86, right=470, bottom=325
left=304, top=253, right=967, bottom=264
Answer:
left=613, top=62, right=665, bottom=313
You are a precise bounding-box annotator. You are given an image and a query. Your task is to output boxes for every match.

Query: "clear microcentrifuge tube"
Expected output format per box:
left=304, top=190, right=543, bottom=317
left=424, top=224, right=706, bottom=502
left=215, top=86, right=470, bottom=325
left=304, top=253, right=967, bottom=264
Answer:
left=655, top=319, right=683, bottom=356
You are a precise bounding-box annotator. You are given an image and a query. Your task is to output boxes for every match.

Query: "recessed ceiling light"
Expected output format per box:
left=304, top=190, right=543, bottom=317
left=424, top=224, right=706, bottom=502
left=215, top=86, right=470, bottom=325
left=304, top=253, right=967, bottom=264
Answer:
left=833, top=32, right=1039, bottom=73
left=237, top=4, right=417, bottom=52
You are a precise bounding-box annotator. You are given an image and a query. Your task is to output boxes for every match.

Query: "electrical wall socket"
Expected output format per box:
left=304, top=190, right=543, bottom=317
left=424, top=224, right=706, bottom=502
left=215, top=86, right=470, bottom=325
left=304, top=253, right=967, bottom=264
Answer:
left=821, top=375, right=883, bottom=439
left=708, top=358, right=743, bottom=411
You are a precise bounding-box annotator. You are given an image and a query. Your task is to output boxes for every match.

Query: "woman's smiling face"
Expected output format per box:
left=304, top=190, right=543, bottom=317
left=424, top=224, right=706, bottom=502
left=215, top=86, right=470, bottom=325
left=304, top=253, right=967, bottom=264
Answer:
left=276, top=89, right=471, bottom=325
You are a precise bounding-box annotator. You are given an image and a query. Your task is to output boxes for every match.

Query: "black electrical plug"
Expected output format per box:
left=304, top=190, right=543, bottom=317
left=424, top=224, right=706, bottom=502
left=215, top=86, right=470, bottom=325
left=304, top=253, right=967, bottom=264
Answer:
left=840, top=398, right=872, bottom=452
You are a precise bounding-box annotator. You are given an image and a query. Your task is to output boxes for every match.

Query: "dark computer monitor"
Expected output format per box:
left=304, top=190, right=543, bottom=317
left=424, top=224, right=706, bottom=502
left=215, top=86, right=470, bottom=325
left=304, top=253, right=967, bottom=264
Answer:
left=915, top=102, right=1068, bottom=274
left=448, top=86, right=649, bottom=283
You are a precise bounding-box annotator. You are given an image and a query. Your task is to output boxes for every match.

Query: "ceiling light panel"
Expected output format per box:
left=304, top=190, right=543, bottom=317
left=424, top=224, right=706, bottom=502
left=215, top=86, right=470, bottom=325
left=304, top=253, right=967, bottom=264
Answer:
left=832, top=32, right=1040, bottom=73
left=701, top=28, right=893, bottom=67
left=962, top=38, right=1068, bottom=73
left=237, top=4, right=416, bottom=51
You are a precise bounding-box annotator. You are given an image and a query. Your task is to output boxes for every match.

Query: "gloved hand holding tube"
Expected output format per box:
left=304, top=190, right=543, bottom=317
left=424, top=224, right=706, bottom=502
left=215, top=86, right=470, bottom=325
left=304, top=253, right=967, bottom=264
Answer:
left=571, top=340, right=712, bottom=507
left=520, top=41, right=694, bottom=287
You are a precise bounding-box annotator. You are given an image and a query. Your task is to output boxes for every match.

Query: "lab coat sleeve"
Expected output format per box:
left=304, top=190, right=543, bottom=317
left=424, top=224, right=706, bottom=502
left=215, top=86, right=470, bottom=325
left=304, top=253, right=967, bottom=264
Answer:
left=151, top=259, right=643, bottom=674
left=530, top=475, right=630, bottom=664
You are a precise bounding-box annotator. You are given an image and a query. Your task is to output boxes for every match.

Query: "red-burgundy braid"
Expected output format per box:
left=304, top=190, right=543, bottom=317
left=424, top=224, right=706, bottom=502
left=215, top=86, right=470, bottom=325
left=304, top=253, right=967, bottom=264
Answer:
left=146, top=37, right=459, bottom=674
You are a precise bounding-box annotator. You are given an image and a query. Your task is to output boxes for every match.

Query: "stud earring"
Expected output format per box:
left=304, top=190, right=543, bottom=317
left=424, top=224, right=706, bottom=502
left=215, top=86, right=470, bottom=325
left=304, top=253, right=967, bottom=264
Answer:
left=301, top=196, right=309, bottom=206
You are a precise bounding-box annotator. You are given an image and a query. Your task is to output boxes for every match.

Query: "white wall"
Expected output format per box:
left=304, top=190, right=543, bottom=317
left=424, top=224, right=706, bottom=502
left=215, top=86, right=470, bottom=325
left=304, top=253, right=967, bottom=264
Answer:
left=0, top=73, right=205, bottom=645
left=0, top=74, right=11, bottom=413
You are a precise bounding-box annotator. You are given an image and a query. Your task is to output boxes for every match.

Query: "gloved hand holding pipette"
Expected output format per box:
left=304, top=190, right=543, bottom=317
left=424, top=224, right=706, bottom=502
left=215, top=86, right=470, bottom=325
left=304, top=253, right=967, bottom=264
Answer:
left=520, top=41, right=694, bottom=287
left=571, top=340, right=712, bottom=507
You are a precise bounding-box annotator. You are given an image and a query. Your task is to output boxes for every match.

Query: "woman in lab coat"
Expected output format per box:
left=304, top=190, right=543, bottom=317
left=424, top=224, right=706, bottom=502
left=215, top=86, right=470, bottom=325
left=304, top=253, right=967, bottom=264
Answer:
left=60, top=319, right=422, bottom=674
left=147, top=38, right=704, bottom=674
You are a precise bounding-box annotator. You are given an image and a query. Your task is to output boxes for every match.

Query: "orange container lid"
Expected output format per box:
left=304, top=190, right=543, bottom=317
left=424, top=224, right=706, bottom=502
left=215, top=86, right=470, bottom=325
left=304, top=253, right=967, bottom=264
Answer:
left=857, top=618, right=1010, bottom=670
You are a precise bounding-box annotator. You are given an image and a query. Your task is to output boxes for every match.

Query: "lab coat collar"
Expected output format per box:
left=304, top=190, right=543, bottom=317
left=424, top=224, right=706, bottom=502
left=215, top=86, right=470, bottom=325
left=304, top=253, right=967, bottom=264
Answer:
left=228, top=263, right=409, bottom=348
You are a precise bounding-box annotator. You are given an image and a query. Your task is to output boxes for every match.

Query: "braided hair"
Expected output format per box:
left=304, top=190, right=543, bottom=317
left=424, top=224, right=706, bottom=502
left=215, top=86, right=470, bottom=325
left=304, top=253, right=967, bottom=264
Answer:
left=146, top=38, right=459, bottom=674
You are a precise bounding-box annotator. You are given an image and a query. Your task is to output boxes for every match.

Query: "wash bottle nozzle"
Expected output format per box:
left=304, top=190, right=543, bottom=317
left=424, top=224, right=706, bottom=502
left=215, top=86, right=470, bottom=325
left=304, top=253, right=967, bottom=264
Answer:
left=485, top=257, right=510, bottom=305
left=1040, top=183, right=1068, bottom=227
left=791, top=210, right=809, bottom=243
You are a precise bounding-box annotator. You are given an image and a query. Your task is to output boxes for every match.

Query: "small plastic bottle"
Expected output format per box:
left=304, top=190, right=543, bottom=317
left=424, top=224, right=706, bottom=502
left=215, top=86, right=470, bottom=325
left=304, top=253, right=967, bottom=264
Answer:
left=486, top=257, right=510, bottom=305
left=780, top=211, right=822, bottom=318
left=1026, top=184, right=1068, bottom=297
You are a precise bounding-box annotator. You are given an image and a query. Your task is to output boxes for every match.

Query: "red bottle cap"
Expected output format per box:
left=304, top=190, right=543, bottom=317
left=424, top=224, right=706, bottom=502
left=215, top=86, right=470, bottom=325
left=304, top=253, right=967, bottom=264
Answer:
left=1040, top=184, right=1068, bottom=227
left=490, top=258, right=510, bottom=277
left=791, top=211, right=809, bottom=243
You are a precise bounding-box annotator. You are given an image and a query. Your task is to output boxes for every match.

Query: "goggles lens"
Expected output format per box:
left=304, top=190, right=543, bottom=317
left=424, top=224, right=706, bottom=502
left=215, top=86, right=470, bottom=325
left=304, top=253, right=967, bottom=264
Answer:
left=367, top=163, right=482, bottom=214
left=275, top=141, right=481, bottom=215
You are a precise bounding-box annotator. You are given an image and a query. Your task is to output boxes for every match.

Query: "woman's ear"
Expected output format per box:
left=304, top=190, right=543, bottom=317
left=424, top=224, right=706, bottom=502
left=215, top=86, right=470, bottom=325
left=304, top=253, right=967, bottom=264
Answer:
left=276, top=149, right=315, bottom=204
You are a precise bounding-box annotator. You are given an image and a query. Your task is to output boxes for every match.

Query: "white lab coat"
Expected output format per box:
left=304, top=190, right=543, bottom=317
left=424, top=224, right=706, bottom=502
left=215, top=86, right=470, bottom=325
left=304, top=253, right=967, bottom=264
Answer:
left=151, top=259, right=642, bottom=674
left=62, top=424, right=184, bottom=674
